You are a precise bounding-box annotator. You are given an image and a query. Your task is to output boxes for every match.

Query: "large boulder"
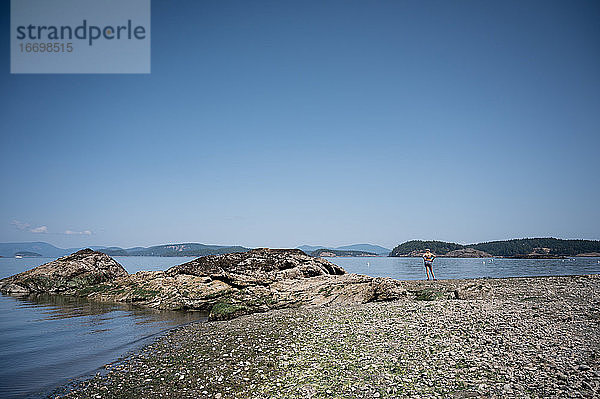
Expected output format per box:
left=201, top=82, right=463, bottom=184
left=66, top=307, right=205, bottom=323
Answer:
left=0, top=249, right=127, bottom=294
left=166, top=248, right=345, bottom=286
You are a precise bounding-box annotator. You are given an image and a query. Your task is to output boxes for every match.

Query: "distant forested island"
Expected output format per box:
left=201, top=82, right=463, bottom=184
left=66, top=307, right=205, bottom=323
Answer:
left=390, top=238, right=600, bottom=258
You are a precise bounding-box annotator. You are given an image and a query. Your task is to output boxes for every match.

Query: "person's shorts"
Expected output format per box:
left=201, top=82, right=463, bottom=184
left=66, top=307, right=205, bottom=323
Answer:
left=424, top=261, right=433, bottom=268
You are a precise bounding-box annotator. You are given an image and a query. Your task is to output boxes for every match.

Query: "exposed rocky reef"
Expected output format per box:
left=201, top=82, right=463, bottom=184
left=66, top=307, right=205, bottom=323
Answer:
left=442, top=248, right=493, bottom=258
left=0, top=248, right=415, bottom=320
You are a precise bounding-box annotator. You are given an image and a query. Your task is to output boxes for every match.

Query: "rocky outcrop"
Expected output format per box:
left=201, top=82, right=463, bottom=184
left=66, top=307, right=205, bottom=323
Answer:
left=0, top=248, right=498, bottom=321
left=0, top=248, right=409, bottom=320
left=399, top=250, right=428, bottom=257
left=0, top=249, right=128, bottom=294
left=506, top=247, right=567, bottom=259
left=166, top=248, right=345, bottom=287
left=442, top=248, right=493, bottom=258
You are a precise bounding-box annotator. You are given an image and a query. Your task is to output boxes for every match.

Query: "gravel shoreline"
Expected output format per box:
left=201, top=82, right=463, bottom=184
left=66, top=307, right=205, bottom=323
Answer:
left=58, top=275, right=600, bottom=398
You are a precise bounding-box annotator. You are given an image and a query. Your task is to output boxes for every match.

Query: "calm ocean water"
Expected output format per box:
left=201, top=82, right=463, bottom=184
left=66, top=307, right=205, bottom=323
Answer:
left=328, top=256, right=600, bottom=280
left=1, top=255, right=599, bottom=398
left=0, top=257, right=201, bottom=399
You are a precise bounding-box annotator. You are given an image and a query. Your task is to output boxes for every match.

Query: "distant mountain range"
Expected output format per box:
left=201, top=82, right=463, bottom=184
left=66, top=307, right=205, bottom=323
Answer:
left=297, top=244, right=391, bottom=256
left=3, top=239, right=597, bottom=259
left=390, top=238, right=600, bottom=258
left=0, top=242, right=250, bottom=258
left=0, top=242, right=392, bottom=258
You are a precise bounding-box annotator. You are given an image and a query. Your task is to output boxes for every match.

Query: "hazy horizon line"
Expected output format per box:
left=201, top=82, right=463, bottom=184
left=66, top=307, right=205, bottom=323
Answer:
left=2, top=235, right=600, bottom=251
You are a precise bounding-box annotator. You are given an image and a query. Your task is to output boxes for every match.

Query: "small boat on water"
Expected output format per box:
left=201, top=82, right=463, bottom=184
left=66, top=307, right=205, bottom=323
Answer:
left=15, top=255, right=23, bottom=259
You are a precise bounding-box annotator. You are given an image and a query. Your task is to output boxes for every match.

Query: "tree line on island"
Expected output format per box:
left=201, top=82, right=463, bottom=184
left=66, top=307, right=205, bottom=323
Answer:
left=390, top=238, right=600, bottom=258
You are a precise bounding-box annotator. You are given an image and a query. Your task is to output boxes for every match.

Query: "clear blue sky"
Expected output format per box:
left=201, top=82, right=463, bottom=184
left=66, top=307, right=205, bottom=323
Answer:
left=1, top=0, right=599, bottom=249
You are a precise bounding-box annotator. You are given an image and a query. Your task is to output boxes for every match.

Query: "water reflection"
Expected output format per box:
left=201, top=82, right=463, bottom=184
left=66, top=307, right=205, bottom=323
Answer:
left=13, top=293, right=205, bottom=323
left=0, top=293, right=206, bottom=399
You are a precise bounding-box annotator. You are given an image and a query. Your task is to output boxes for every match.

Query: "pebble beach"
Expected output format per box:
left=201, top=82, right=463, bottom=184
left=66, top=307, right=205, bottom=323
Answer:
left=59, top=275, right=600, bottom=398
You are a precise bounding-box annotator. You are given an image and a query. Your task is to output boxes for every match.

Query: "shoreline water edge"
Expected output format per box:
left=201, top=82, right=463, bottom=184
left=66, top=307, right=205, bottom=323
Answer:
left=1, top=250, right=598, bottom=398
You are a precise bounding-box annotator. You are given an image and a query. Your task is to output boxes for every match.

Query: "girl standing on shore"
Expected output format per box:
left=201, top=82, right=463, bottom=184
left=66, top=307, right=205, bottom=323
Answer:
left=422, top=249, right=436, bottom=280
